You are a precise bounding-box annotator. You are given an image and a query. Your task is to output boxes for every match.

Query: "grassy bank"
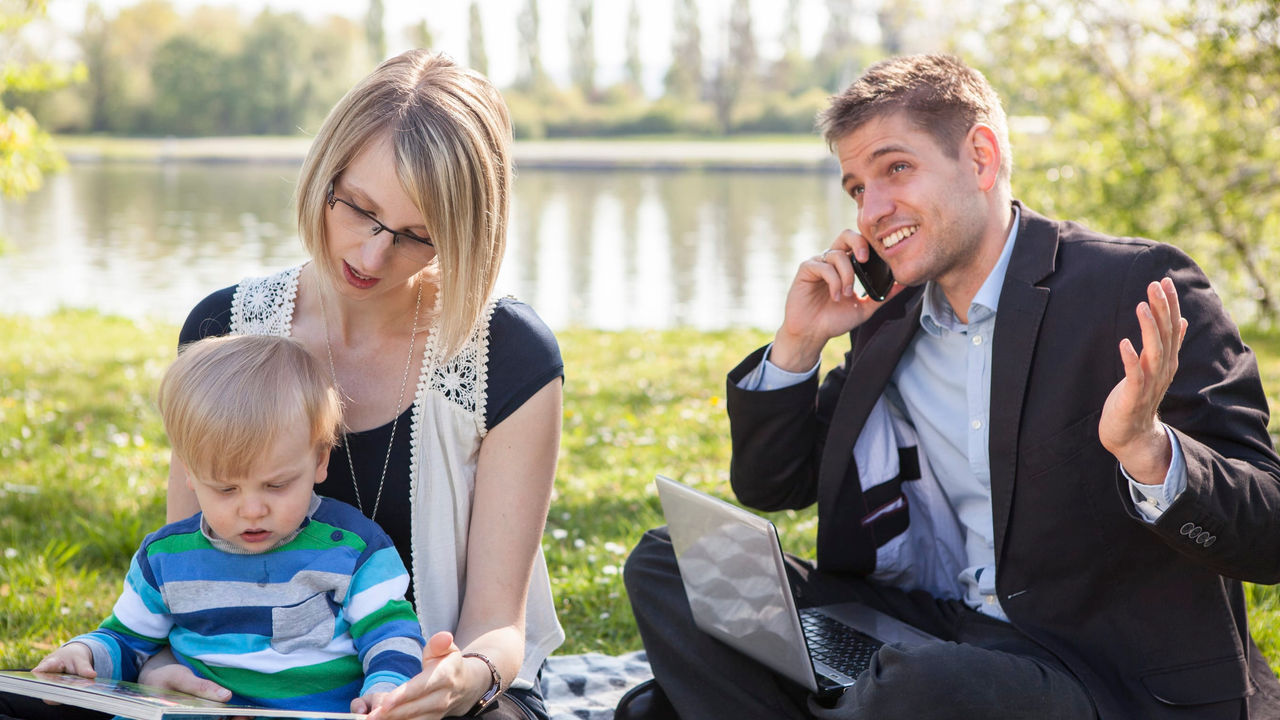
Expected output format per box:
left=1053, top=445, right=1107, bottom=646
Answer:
left=1, top=312, right=1278, bottom=672
left=52, top=134, right=833, bottom=172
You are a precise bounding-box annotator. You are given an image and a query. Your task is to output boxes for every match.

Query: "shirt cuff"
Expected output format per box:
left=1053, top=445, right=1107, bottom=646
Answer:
left=1125, top=424, right=1187, bottom=523
left=736, top=343, right=820, bottom=391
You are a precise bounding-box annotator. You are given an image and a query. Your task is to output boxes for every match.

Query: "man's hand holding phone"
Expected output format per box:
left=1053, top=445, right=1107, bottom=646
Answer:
left=772, top=229, right=901, bottom=372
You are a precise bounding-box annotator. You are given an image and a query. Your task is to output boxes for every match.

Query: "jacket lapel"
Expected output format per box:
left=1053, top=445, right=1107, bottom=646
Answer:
left=989, top=203, right=1058, bottom=558
left=818, top=292, right=925, bottom=522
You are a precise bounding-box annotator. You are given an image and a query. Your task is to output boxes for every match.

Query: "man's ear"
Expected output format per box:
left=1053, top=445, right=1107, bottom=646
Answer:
left=313, top=446, right=331, bottom=485
left=968, top=123, right=1002, bottom=192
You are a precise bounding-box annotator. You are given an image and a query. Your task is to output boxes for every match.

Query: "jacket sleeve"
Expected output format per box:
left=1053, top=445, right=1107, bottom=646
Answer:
left=1114, top=243, right=1280, bottom=582
left=726, top=344, right=851, bottom=512
left=345, top=539, right=427, bottom=697
left=71, top=551, right=173, bottom=681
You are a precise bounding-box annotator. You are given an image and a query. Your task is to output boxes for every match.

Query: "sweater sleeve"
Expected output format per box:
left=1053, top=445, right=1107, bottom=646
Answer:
left=345, top=543, right=427, bottom=696
left=71, top=551, right=173, bottom=681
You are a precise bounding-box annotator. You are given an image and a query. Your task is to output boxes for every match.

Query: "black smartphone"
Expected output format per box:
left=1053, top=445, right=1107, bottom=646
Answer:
left=851, top=250, right=894, bottom=301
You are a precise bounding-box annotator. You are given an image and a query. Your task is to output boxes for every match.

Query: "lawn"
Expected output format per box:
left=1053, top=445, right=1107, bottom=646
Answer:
left=1, top=311, right=1277, bottom=673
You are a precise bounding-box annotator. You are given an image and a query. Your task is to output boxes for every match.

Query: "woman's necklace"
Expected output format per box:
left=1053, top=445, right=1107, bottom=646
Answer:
left=318, top=280, right=423, bottom=521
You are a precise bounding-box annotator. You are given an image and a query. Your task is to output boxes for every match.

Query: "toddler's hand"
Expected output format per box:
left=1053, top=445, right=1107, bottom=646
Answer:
left=33, top=642, right=96, bottom=679
left=352, top=690, right=391, bottom=714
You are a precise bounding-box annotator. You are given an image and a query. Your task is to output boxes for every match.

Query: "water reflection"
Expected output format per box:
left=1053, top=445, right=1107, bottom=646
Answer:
left=0, top=163, right=857, bottom=330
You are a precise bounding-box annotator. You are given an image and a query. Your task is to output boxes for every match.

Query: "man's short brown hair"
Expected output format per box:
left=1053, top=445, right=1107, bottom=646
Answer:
left=818, top=54, right=1012, bottom=184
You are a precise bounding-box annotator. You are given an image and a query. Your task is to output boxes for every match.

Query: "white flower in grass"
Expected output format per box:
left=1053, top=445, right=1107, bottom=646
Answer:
left=551, top=528, right=568, bottom=540
left=574, top=538, right=586, bottom=549
left=602, top=565, right=619, bottom=576
left=3, top=548, right=16, bottom=559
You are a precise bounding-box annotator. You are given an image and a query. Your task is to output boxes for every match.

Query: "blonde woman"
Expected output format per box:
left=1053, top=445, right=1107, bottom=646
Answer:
left=150, top=50, right=562, bottom=720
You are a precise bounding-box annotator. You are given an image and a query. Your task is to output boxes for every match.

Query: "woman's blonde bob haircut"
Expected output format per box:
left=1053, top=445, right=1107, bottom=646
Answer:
left=158, top=335, right=341, bottom=483
left=296, top=50, right=514, bottom=359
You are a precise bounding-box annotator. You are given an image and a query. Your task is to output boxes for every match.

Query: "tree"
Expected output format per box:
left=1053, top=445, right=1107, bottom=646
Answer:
left=516, top=0, right=546, bottom=91
left=985, top=0, right=1280, bottom=323
left=569, top=0, right=596, bottom=98
left=710, top=0, right=758, bottom=132
left=408, top=19, right=434, bottom=50
left=624, top=0, right=643, bottom=91
left=365, top=0, right=385, bottom=64
left=150, top=35, right=231, bottom=135
left=468, top=1, right=488, bottom=76
left=78, top=3, right=111, bottom=131
left=814, top=0, right=858, bottom=91
left=665, top=0, right=702, bottom=100
left=766, top=0, right=811, bottom=95
left=0, top=0, right=74, bottom=197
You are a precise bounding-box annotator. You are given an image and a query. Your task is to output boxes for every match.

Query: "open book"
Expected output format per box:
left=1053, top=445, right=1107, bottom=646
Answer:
left=0, top=671, right=365, bottom=719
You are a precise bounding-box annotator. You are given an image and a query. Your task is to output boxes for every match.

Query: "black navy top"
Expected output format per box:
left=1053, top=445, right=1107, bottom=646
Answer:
left=178, top=284, right=564, bottom=603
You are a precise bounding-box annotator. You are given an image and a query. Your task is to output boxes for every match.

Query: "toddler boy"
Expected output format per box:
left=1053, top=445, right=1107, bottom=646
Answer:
left=35, top=334, right=425, bottom=714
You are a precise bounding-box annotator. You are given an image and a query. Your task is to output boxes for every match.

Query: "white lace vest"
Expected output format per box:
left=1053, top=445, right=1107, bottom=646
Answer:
left=229, top=266, right=564, bottom=688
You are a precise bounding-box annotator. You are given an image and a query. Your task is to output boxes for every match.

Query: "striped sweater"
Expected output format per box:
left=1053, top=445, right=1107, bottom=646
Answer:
left=72, top=495, right=425, bottom=713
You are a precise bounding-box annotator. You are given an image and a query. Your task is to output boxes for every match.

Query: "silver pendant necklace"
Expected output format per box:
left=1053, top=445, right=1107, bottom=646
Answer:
left=318, top=279, right=423, bottom=521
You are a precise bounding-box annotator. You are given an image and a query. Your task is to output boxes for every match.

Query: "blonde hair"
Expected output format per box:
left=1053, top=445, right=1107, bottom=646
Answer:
left=819, top=54, right=1013, bottom=188
left=158, top=335, right=341, bottom=482
left=296, top=49, right=513, bottom=359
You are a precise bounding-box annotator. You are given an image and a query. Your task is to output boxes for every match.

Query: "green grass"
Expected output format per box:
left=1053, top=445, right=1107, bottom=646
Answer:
left=1, top=312, right=1278, bottom=674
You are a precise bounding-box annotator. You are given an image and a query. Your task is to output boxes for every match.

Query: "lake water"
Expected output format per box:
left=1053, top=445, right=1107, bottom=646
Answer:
left=0, top=162, right=857, bottom=330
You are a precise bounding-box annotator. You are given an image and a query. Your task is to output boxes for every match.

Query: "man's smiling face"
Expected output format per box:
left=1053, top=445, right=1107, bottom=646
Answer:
left=836, top=111, right=992, bottom=293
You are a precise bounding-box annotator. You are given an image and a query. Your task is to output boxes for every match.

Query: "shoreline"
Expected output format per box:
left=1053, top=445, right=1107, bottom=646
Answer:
left=53, top=135, right=837, bottom=173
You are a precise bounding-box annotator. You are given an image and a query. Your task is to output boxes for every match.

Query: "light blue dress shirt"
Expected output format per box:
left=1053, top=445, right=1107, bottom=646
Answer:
left=742, top=206, right=1186, bottom=620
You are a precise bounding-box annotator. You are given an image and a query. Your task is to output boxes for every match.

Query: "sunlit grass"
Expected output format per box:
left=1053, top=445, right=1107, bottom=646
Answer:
left=1, top=312, right=1277, bottom=674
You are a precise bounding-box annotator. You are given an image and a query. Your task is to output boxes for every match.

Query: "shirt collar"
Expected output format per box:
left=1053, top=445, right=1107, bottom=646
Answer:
left=919, top=204, right=1021, bottom=335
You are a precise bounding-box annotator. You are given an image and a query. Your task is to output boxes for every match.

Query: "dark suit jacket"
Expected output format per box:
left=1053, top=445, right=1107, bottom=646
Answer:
left=726, top=203, right=1280, bottom=719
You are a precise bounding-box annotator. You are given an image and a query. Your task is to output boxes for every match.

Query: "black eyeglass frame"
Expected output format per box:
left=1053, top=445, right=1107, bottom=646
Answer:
left=326, top=186, right=434, bottom=249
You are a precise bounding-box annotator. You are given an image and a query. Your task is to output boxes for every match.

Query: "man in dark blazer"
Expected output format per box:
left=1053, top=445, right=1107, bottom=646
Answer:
left=621, top=54, right=1280, bottom=719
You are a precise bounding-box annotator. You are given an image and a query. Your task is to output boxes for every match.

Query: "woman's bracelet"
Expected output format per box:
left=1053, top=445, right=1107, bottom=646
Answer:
left=462, top=651, right=502, bottom=716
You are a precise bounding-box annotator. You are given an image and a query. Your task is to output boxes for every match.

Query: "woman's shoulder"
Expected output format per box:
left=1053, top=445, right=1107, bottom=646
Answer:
left=482, top=297, right=563, bottom=430
left=179, top=285, right=238, bottom=345
left=488, top=297, right=560, bottom=357
left=178, top=267, right=303, bottom=346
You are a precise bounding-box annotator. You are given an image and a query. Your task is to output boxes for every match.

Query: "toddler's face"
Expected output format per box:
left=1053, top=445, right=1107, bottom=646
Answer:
left=188, top=425, right=327, bottom=553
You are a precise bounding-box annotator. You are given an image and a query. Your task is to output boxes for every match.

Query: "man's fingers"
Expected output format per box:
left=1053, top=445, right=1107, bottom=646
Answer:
left=802, top=254, right=849, bottom=302
left=1136, top=301, right=1164, bottom=376
left=1119, top=337, right=1142, bottom=382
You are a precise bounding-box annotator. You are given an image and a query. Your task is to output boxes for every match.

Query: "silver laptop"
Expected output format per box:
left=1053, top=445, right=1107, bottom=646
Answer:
left=656, top=474, right=941, bottom=699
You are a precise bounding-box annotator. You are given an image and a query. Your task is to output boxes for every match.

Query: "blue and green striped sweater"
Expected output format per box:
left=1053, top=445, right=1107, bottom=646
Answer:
left=72, top=495, right=425, bottom=713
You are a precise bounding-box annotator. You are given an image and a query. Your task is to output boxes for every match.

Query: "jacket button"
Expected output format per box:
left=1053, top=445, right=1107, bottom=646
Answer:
left=1203, top=535, right=1217, bottom=547
left=1195, top=531, right=1210, bottom=544
left=331, top=530, right=344, bottom=541
left=1180, top=522, right=1195, bottom=536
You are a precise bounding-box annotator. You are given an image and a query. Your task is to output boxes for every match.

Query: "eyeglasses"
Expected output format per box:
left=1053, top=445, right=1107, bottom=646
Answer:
left=326, top=185, right=435, bottom=263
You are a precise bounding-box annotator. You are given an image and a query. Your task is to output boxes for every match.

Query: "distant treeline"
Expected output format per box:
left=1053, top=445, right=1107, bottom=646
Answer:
left=11, top=0, right=929, bottom=138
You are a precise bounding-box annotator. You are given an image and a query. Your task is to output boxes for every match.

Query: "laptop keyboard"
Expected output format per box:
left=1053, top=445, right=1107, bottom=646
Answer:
left=799, top=608, right=884, bottom=679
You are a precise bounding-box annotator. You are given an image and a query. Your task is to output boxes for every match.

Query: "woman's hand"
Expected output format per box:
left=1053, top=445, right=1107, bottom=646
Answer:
left=34, top=643, right=96, bottom=678
left=366, top=631, right=485, bottom=720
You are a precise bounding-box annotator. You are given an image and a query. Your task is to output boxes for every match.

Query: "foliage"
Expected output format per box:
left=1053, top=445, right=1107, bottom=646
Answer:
left=983, top=0, right=1280, bottom=325
left=568, top=0, right=595, bottom=99
left=0, top=0, right=76, bottom=197
left=2, top=312, right=1279, bottom=668
left=468, top=1, right=488, bottom=78
left=27, top=1, right=368, bottom=137
left=665, top=0, right=703, bottom=101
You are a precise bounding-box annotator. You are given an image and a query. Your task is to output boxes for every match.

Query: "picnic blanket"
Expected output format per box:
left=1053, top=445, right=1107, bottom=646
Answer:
left=539, top=650, right=654, bottom=720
